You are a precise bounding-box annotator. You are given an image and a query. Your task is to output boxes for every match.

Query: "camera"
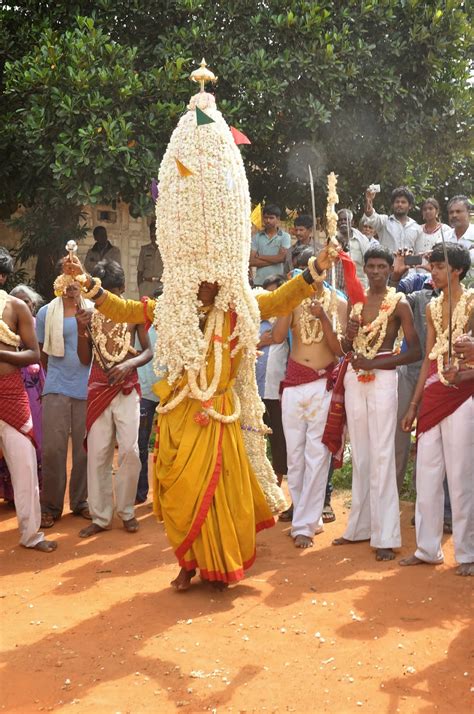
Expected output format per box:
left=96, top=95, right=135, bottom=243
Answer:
left=404, top=255, right=423, bottom=266
left=368, top=184, right=380, bottom=193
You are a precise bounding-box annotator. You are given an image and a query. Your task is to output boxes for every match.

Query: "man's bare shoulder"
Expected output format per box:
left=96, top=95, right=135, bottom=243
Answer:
left=3, top=293, right=26, bottom=318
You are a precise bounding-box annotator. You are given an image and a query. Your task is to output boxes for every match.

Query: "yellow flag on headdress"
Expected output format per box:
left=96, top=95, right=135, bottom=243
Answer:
left=250, top=203, right=263, bottom=230
left=175, top=158, right=193, bottom=177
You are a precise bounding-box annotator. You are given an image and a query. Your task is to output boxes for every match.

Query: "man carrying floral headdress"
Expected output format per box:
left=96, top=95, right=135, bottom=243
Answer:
left=63, top=66, right=338, bottom=590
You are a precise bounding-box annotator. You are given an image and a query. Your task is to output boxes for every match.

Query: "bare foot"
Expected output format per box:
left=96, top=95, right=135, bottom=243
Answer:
left=79, top=523, right=106, bottom=538
left=32, top=539, right=58, bottom=552
left=332, top=536, right=369, bottom=546
left=294, top=535, right=313, bottom=549
left=399, top=554, right=426, bottom=567
left=375, top=548, right=396, bottom=561
left=211, top=581, right=229, bottom=591
left=171, top=567, right=196, bottom=591
left=456, top=563, right=474, bottom=576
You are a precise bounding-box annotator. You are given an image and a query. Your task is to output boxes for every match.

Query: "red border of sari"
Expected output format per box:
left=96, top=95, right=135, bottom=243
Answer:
left=178, top=517, right=275, bottom=583
left=174, top=422, right=225, bottom=561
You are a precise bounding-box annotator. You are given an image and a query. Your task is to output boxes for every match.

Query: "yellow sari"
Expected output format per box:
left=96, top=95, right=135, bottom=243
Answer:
left=98, top=275, right=314, bottom=583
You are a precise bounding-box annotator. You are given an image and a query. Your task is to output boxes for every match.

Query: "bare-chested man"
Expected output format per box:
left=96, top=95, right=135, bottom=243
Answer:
left=333, top=245, right=421, bottom=561
left=75, top=260, right=152, bottom=538
left=272, top=260, right=347, bottom=548
left=400, top=242, right=473, bottom=576
left=0, top=248, right=57, bottom=552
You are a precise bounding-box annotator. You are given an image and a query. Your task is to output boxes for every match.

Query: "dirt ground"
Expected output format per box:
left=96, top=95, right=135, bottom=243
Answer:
left=1, top=476, right=473, bottom=714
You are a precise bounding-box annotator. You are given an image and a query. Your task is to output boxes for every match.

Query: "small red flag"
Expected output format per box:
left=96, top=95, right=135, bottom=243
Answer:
left=230, top=126, right=251, bottom=145
left=337, top=250, right=367, bottom=305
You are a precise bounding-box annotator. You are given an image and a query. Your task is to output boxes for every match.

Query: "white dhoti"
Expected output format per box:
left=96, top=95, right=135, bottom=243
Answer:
left=87, top=390, right=141, bottom=528
left=415, top=397, right=474, bottom=565
left=0, top=420, right=44, bottom=548
left=343, top=365, right=401, bottom=549
left=282, top=379, right=332, bottom=538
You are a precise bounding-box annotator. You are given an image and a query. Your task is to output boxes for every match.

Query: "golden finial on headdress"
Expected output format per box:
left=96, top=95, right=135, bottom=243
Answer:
left=190, top=58, right=217, bottom=92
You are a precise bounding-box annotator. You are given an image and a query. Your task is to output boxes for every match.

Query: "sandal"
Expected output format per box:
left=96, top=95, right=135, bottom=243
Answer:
left=73, top=507, right=92, bottom=520
left=322, top=504, right=336, bottom=523
left=123, top=517, right=139, bottom=533
left=40, top=512, right=56, bottom=529
left=279, top=504, right=294, bottom=522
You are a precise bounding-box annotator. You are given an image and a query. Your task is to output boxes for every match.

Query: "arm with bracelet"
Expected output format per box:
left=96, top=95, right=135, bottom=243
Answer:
left=63, top=247, right=337, bottom=326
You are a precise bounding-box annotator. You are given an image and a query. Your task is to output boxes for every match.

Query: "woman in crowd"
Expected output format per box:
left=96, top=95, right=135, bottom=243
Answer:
left=414, top=197, right=453, bottom=255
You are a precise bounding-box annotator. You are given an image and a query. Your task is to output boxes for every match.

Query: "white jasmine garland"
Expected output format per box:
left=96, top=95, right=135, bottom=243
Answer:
left=429, top=287, right=474, bottom=385
left=351, top=288, right=402, bottom=359
left=153, top=91, right=260, bottom=384
left=0, top=291, right=21, bottom=347
left=152, top=90, right=285, bottom=512
left=299, top=286, right=340, bottom=345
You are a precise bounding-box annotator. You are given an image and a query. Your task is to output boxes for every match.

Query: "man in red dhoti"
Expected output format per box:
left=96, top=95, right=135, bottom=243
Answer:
left=0, top=248, right=57, bottom=552
left=75, top=261, right=152, bottom=538
left=400, top=242, right=474, bottom=576
left=272, top=260, right=347, bottom=549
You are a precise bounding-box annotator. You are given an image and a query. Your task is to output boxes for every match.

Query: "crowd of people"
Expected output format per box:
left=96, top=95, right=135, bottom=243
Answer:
left=0, top=183, right=473, bottom=583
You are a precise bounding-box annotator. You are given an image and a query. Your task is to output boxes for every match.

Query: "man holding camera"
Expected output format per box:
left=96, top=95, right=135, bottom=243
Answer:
left=362, top=186, right=420, bottom=254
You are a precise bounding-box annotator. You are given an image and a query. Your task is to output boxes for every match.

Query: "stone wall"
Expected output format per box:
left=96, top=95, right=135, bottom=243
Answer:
left=79, top=203, right=152, bottom=300
left=0, top=202, right=152, bottom=301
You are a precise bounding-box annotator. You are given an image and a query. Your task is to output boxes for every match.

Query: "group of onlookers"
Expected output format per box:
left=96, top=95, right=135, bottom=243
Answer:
left=1, top=189, right=472, bottom=573
left=252, top=188, right=473, bottom=570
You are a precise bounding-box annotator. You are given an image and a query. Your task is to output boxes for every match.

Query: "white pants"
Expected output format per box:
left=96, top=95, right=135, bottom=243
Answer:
left=415, top=397, right=474, bottom=564
left=0, top=420, right=44, bottom=547
left=282, top=380, right=332, bottom=538
left=87, top=390, right=141, bottom=528
left=343, top=366, right=401, bottom=549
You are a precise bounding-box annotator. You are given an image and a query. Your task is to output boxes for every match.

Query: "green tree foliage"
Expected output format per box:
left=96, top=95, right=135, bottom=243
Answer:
left=1, top=0, right=472, bottom=286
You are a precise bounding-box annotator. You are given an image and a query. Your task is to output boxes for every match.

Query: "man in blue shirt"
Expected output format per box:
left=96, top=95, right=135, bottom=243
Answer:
left=36, top=281, right=91, bottom=527
left=250, top=204, right=291, bottom=286
left=135, top=324, right=159, bottom=503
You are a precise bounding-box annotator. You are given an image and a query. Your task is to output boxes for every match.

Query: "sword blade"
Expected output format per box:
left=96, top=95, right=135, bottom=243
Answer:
left=308, top=164, right=317, bottom=253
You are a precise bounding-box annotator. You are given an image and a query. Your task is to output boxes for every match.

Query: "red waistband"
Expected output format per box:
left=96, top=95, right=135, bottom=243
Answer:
left=417, top=361, right=474, bottom=438
left=280, top=357, right=335, bottom=395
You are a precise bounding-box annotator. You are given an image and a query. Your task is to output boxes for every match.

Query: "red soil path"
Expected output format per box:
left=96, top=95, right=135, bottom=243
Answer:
left=1, top=486, right=472, bottom=714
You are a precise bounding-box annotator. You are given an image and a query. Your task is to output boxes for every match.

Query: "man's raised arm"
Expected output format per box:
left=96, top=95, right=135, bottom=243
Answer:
left=63, top=255, right=155, bottom=324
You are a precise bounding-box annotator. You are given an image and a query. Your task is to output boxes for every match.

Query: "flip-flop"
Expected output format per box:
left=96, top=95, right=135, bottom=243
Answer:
left=73, top=507, right=92, bottom=520
left=279, top=505, right=294, bottom=522
left=322, top=504, right=336, bottom=523
left=40, top=513, right=56, bottom=529
left=123, top=517, right=139, bottom=533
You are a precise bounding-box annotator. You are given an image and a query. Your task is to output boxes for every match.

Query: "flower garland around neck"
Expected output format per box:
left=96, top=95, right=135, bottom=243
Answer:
left=351, top=287, right=402, bottom=382
left=429, top=287, right=474, bottom=385
left=299, top=286, right=341, bottom=345
left=90, top=312, right=135, bottom=369
left=157, top=306, right=241, bottom=425
left=0, top=290, right=21, bottom=347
